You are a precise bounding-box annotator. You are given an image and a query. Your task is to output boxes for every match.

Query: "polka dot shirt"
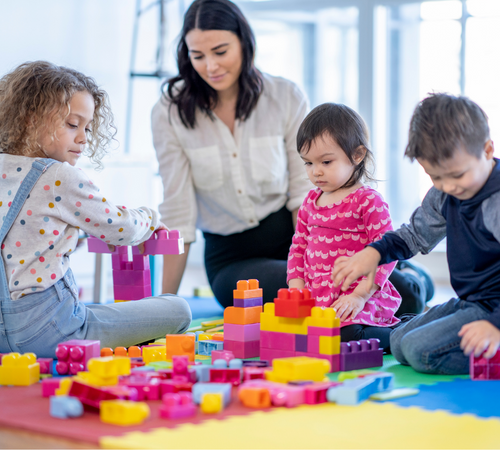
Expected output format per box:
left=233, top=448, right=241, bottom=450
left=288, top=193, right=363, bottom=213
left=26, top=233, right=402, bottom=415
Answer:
left=0, top=154, right=159, bottom=300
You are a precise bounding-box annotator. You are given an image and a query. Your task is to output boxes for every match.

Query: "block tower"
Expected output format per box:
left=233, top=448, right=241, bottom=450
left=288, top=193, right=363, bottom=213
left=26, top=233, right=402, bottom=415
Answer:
left=87, top=230, right=184, bottom=302
left=223, top=279, right=262, bottom=358
left=260, top=288, right=342, bottom=371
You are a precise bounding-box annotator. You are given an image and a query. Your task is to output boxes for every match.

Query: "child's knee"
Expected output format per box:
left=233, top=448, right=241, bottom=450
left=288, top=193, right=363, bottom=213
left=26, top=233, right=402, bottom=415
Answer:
left=399, top=333, right=428, bottom=373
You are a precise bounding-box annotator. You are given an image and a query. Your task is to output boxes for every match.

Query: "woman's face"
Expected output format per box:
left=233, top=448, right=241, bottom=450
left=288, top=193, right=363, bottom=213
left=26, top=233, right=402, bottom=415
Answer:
left=185, top=29, right=243, bottom=98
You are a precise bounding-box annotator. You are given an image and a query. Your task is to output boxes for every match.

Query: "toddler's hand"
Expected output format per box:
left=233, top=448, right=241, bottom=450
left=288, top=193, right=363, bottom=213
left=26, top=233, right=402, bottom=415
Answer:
left=331, top=247, right=381, bottom=292
left=331, top=293, right=367, bottom=322
left=458, top=320, right=500, bottom=358
left=156, top=221, right=169, bottom=231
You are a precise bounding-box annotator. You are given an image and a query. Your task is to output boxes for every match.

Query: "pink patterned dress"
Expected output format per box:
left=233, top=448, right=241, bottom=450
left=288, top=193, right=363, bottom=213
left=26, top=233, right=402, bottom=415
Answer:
left=287, top=186, right=401, bottom=328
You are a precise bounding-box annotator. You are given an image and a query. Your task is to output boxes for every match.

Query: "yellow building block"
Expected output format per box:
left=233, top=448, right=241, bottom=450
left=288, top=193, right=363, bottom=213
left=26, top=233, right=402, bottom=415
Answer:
left=55, top=377, right=73, bottom=395
left=260, top=302, right=309, bottom=334
left=319, top=335, right=341, bottom=355
left=200, top=392, right=223, bottom=414
left=260, top=302, right=281, bottom=332
left=75, top=371, right=118, bottom=387
left=265, top=357, right=331, bottom=383
left=100, top=400, right=150, bottom=426
left=198, top=334, right=212, bottom=341
left=142, top=346, right=167, bottom=365
left=306, top=307, right=340, bottom=328
left=0, top=352, right=40, bottom=386
left=87, top=357, right=131, bottom=378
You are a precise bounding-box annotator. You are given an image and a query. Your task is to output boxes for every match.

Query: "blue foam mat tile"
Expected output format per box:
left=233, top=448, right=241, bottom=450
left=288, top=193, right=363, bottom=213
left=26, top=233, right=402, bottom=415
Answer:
left=183, top=296, right=224, bottom=320
left=386, top=378, right=500, bottom=418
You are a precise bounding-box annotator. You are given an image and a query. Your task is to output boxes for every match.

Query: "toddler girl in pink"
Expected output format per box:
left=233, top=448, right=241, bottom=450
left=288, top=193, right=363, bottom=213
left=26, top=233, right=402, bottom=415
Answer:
left=287, top=103, right=400, bottom=349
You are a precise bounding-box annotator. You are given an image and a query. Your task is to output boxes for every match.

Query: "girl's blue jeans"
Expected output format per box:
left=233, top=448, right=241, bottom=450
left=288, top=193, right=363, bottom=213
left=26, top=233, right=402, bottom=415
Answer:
left=390, top=298, right=490, bottom=375
left=0, top=269, right=191, bottom=358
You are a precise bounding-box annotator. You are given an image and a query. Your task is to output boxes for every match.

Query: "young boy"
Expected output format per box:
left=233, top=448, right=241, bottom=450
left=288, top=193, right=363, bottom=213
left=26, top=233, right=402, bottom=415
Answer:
left=331, top=93, right=500, bottom=375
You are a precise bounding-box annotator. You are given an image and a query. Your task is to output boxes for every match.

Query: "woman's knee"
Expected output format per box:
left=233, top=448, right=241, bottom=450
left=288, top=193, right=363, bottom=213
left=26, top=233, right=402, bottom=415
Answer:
left=156, top=294, right=192, bottom=333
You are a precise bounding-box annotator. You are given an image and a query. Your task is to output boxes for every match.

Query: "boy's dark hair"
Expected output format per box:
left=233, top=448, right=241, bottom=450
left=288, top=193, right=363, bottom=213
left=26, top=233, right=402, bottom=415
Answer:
left=405, top=93, right=490, bottom=165
left=297, top=103, right=376, bottom=188
left=163, top=0, right=263, bottom=128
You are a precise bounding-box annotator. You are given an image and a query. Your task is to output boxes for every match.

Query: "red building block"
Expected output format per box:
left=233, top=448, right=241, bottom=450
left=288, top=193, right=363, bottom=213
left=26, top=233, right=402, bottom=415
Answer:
left=274, top=288, right=315, bottom=318
left=304, top=382, right=340, bottom=404
left=209, top=368, right=241, bottom=386
left=233, top=279, right=263, bottom=299
left=159, top=392, right=196, bottom=419
left=55, top=340, right=100, bottom=375
left=243, top=367, right=269, bottom=381
left=68, top=380, right=121, bottom=408
left=470, top=349, right=500, bottom=380
left=224, top=339, right=260, bottom=358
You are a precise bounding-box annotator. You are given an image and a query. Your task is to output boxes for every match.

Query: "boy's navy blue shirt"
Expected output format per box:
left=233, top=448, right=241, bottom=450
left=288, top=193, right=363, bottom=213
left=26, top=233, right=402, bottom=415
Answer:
left=371, top=159, right=500, bottom=328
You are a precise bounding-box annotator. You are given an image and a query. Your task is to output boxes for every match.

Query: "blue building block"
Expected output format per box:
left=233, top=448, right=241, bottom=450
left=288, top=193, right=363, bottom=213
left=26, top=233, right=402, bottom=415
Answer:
left=192, top=364, right=213, bottom=382
left=326, top=377, right=379, bottom=405
left=50, top=396, right=83, bottom=419
left=366, top=372, right=394, bottom=392
left=192, top=383, right=232, bottom=406
left=198, top=340, right=224, bottom=356
left=229, top=359, right=243, bottom=369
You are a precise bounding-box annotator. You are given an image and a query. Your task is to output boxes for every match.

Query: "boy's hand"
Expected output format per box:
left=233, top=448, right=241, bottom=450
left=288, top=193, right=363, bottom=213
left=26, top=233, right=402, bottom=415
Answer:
left=459, top=320, right=500, bottom=358
left=331, top=292, right=367, bottom=322
left=331, top=247, right=381, bottom=292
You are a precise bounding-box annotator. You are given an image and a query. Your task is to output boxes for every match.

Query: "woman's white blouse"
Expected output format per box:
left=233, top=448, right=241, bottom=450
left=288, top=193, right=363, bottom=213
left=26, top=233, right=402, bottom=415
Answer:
left=151, top=74, right=312, bottom=243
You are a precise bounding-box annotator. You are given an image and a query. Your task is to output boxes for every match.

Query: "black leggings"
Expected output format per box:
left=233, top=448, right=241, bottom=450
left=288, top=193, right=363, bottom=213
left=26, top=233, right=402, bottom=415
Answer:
left=204, top=206, right=426, bottom=317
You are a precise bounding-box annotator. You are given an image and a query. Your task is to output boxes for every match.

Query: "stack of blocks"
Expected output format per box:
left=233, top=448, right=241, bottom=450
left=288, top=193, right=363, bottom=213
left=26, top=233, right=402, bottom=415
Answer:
left=223, top=279, right=262, bottom=358
left=260, top=288, right=341, bottom=371
left=87, top=229, right=184, bottom=302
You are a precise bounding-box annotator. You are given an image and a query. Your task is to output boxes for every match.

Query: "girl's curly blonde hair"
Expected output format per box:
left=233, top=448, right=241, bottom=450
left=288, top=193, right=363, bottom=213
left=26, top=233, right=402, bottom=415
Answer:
left=0, top=61, right=116, bottom=167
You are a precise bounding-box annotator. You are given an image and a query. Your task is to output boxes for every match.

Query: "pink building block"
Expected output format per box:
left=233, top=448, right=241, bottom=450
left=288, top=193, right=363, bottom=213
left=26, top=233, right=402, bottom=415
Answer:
left=211, top=350, right=235, bottom=364
left=55, top=340, right=100, bottom=375
left=260, top=347, right=295, bottom=363
left=223, top=339, right=260, bottom=359
left=308, top=326, right=340, bottom=336
left=114, top=284, right=152, bottom=300
left=112, top=269, right=151, bottom=286
left=172, top=356, right=197, bottom=383
left=132, top=254, right=150, bottom=270
left=111, top=246, right=129, bottom=270
left=470, top=349, right=500, bottom=380
left=209, top=368, right=241, bottom=386
left=132, top=230, right=184, bottom=255
left=243, top=367, right=269, bottom=381
left=159, top=392, right=196, bottom=419
left=224, top=323, right=260, bottom=342
left=41, top=377, right=61, bottom=397
left=159, top=380, right=194, bottom=396
left=37, top=358, right=53, bottom=374
left=87, top=236, right=115, bottom=254
left=304, top=382, right=340, bottom=404
left=119, top=379, right=161, bottom=400
left=307, top=335, right=320, bottom=354
left=261, top=331, right=295, bottom=351
left=241, top=380, right=306, bottom=408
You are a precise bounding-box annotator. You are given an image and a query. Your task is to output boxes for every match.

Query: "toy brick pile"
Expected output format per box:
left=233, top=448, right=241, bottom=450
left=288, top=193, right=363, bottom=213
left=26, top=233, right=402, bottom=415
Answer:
left=87, top=229, right=184, bottom=302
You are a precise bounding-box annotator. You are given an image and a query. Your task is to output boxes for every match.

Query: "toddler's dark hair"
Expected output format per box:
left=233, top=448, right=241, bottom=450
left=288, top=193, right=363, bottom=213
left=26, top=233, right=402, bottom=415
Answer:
left=405, top=93, right=490, bottom=165
left=297, top=103, right=375, bottom=188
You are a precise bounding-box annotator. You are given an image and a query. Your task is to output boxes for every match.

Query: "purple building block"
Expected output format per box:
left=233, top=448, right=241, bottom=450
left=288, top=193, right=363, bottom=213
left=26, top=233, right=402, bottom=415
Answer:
left=339, top=339, right=383, bottom=371
left=295, top=334, right=308, bottom=352
left=224, top=323, right=260, bottom=342
left=233, top=297, right=263, bottom=308
left=55, top=340, right=100, bottom=375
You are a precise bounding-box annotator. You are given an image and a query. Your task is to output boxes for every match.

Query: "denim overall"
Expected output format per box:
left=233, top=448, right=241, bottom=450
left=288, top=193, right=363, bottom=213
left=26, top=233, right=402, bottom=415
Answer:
left=0, top=159, right=191, bottom=358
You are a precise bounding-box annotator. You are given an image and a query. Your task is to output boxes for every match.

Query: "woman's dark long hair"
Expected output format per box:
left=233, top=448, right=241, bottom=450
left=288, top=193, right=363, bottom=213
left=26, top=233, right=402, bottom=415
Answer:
left=163, top=0, right=264, bottom=128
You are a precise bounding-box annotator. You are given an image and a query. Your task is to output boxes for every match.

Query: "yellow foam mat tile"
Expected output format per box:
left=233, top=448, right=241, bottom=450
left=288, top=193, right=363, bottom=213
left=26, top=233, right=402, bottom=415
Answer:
left=100, top=402, right=500, bottom=449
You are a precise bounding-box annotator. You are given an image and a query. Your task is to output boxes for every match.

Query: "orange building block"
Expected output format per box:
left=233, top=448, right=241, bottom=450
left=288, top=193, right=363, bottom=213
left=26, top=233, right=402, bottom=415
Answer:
left=224, top=306, right=262, bottom=325
left=128, top=346, right=142, bottom=358
left=114, top=347, right=128, bottom=357
left=101, top=348, right=114, bottom=357
left=233, top=279, right=263, bottom=299
left=166, top=335, right=195, bottom=362
left=238, top=386, right=271, bottom=408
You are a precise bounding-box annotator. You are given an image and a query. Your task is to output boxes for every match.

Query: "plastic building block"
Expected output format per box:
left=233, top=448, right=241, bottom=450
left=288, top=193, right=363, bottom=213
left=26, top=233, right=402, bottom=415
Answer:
left=37, top=357, right=53, bottom=374
left=132, top=254, right=150, bottom=270
left=113, top=347, right=128, bottom=357
left=233, top=279, right=263, bottom=299
left=242, top=360, right=269, bottom=367
left=192, top=364, right=213, bottom=382
left=319, top=335, right=341, bottom=355
left=470, top=349, right=500, bottom=380
left=308, top=326, right=340, bottom=336
left=327, top=377, right=379, bottom=405
left=229, top=359, right=243, bottom=369
left=295, top=334, right=308, bottom=352
left=265, top=357, right=331, bottom=383
left=159, top=380, right=193, bottom=396
left=198, top=340, right=224, bottom=356
left=55, top=378, right=73, bottom=396
left=211, top=333, right=224, bottom=342
left=68, top=380, right=120, bottom=408
left=119, top=379, right=161, bottom=401
left=112, top=269, right=151, bottom=287
left=243, top=367, right=269, bottom=381
left=128, top=346, right=142, bottom=358
left=159, top=392, right=196, bottom=419
left=201, top=392, right=224, bottom=413
left=274, top=288, right=315, bottom=318
left=0, top=352, right=40, bottom=386
left=224, top=323, right=260, bottom=341
left=241, top=380, right=306, bottom=408
left=339, top=339, right=383, bottom=371
left=211, top=350, right=235, bottom=364
left=260, top=347, right=295, bottom=363
left=304, top=382, right=340, bottom=404
left=101, top=348, right=114, bottom=357
left=223, top=339, right=260, bottom=359
left=224, top=306, right=262, bottom=325
left=87, top=236, right=114, bottom=253
left=142, top=346, right=166, bottom=365
left=234, top=297, right=263, bottom=308
left=261, top=331, right=295, bottom=351
left=50, top=396, right=84, bottom=419
left=55, top=340, right=100, bottom=375
left=238, top=386, right=271, bottom=408
left=42, top=377, right=61, bottom=397
left=134, top=229, right=184, bottom=255
left=192, top=382, right=232, bottom=406
left=166, top=335, right=195, bottom=362
left=307, top=307, right=340, bottom=329
left=100, top=400, right=150, bottom=426
left=201, top=318, right=224, bottom=328
left=370, top=387, right=420, bottom=401
left=114, top=284, right=152, bottom=300
left=209, top=368, right=241, bottom=386
left=87, top=356, right=131, bottom=378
